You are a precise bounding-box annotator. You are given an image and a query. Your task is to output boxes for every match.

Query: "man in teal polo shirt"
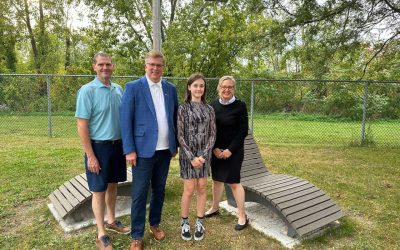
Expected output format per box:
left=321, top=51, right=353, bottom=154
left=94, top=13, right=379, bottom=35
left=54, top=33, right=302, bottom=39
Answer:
left=75, top=52, right=130, bottom=250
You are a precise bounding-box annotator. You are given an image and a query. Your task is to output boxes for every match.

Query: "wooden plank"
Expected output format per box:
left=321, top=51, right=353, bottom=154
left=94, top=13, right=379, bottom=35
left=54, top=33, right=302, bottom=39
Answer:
left=268, top=183, right=316, bottom=200
left=241, top=174, right=271, bottom=183
left=250, top=175, right=299, bottom=189
left=271, top=186, right=320, bottom=205
left=75, top=175, right=90, bottom=190
left=287, top=201, right=339, bottom=223
left=256, top=179, right=308, bottom=193
left=58, top=184, right=79, bottom=207
left=244, top=148, right=262, bottom=155
left=249, top=179, right=303, bottom=194
left=241, top=161, right=265, bottom=169
left=276, top=190, right=325, bottom=209
left=49, top=193, right=68, bottom=218
left=241, top=168, right=269, bottom=178
left=64, top=181, right=85, bottom=202
left=282, top=195, right=331, bottom=216
left=241, top=165, right=267, bottom=175
left=71, top=177, right=91, bottom=197
left=242, top=158, right=265, bottom=166
left=243, top=158, right=264, bottom=165
left=241, top=174, right=272, bottom=185
left=295, top=211, right=343, bottom=236
left=259, top=179, right=309, bottom=194
left=80, top=173, right=87, bottom=181
left=53, top=189, right=73, bottom=213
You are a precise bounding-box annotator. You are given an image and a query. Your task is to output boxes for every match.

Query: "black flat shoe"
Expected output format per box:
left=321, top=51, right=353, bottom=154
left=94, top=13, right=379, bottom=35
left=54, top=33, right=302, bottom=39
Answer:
left=204, top=209, right=220, bottom=218
left=234, top=216, right=249, bottom=231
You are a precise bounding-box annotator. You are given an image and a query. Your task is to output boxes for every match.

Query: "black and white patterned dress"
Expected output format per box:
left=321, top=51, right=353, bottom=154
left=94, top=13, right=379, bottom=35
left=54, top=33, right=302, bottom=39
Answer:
left=177, top=102, right=216, bottom=179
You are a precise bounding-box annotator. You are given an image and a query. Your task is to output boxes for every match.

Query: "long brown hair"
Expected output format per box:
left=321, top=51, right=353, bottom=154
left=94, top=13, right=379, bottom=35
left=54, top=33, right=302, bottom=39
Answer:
left=185, top=73, right=207, bottom=103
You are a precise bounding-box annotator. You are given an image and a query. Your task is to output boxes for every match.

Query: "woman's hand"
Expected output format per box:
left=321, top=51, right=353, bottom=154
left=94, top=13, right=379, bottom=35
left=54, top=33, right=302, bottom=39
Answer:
left=191, top=157, right=204, bottom=168
left=221, top=149, right=232, bottom=159
left=213, top=148, right=223, bottom=159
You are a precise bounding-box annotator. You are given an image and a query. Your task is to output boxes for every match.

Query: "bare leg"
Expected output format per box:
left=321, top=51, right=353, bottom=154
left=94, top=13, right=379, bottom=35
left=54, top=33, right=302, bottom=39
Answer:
left=92, top=191, right=106, bottom=237
left=196, top=177, right=207, bottom=217
left=181, top=179, right=195, bottom=218
left=105, top=183, right=117, bottom=223
left=229, top=183, right=246, bottom=224
left=206, top=180, right=224, bottom=213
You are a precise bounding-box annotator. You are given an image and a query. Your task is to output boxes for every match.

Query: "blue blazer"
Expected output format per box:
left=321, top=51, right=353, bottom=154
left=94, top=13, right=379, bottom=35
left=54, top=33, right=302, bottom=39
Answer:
left=120, top=76, right=179, bottom=157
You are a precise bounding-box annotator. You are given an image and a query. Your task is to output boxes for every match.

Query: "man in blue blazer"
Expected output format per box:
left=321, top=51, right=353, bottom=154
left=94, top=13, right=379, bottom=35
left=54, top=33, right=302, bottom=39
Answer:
left=120, top=51, right=179, bottom=250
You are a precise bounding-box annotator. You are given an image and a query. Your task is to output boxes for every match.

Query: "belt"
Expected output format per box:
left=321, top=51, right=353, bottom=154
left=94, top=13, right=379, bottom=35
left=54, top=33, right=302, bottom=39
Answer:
left=91, top=139, right=122, bottom=145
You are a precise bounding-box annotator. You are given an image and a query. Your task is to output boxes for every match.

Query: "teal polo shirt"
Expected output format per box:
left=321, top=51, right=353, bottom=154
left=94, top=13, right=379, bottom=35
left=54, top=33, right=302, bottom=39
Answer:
left=75, top=77, right=123, bottom=140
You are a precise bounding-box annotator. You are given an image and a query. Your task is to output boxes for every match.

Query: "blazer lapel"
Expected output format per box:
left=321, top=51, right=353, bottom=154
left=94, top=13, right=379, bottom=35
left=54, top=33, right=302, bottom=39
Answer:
left=141, top=77, right=157, bottom=119
left=162, top=80, right=170, bottom=117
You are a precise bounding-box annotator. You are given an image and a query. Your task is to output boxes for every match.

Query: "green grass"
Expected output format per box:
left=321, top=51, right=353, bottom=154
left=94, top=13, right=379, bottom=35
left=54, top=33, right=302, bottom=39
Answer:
left=0, top=115, right=399, bottom=249
left=253, top=113, right=400, bottom=146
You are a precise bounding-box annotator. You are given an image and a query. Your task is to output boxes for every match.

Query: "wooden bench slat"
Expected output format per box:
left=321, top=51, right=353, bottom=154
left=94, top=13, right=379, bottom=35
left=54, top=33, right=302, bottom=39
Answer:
left=80, top=173, right=87, bottom=181
left=267, top=183, right=316, bottom=200
left=69, top=178, right=91, bottom=197
left=275, top=190, right=326, bottom=209
left=241, top=168, right=269, bottom=178
left=58, top=185, right=80, bottom=207
left=271, top=186, right=320, bottom=204
left=64, top=181, right=86, bottom=202
left=295, top=211, right=343, bottom=236
left=249, top=175, right=299, bottom=189
left=287, top=201, right=339, bottom=223
left=49, top=193, right=68, bottom=218
left=282, top=195, right=332, bottom=216
left=292, top=205, right=341, bottom=229
left=75, top=175, right=90, bottom=190
left=256, top=179, right=308, bottom=193
left=241, top=174, right=273, bottom=185
left=53, top=189, right=73, bottom=213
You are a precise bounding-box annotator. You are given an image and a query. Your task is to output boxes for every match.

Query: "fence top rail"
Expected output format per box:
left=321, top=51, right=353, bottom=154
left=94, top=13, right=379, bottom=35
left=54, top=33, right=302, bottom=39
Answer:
left=0, top=73, right=399, bottom=84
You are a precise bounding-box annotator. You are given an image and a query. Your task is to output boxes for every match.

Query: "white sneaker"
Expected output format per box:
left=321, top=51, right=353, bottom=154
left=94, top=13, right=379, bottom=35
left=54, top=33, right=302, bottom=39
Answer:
left=194, top=220, right=205, bottom=241
left=181, top=222, right=191, bottom=241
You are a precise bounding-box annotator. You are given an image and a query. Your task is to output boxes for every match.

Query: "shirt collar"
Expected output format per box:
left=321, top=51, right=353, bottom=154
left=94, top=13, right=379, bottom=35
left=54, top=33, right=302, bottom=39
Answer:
left=146, top=75, right=162, bottom=88
left=219, top=96, right=236, bottom=105
left=94, top=77, right=114, bottom=89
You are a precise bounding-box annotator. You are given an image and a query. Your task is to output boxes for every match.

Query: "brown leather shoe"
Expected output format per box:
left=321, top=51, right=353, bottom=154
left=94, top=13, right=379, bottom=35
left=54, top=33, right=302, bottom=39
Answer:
left=149, top=225, right=166, bottom=241
left=129, top=239, right=142, bottom=250
left=105, top=220, right=131, bottom=234
left=95, top=235, right=112, bottom=250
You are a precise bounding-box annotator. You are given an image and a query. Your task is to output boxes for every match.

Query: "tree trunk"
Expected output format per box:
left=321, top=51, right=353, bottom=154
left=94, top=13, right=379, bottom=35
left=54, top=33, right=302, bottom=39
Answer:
left=23, top=0, right=40, bottom=72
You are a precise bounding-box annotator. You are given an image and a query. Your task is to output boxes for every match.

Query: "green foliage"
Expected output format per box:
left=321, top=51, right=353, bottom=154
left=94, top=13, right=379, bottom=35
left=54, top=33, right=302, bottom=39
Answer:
left=0, top=77, right=48, bottom=112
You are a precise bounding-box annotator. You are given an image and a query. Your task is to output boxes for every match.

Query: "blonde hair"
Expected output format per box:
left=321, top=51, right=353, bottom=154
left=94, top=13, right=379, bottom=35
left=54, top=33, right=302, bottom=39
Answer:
left=145, top=50, right=165, bottom=65
left=217, top=75, right=236, bottom=92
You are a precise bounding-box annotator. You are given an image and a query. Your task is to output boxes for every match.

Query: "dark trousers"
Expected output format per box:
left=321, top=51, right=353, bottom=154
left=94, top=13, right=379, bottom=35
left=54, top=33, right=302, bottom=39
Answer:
left=130, top=150, right=171, bottom=239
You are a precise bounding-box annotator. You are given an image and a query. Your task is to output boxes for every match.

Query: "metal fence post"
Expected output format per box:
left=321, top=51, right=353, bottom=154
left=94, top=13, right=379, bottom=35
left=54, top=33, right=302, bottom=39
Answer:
left=46, top=75, right=53, bottom=137
left=361, top=81, right=369, bottom=145
left=250, top=80, right=254, bottom=134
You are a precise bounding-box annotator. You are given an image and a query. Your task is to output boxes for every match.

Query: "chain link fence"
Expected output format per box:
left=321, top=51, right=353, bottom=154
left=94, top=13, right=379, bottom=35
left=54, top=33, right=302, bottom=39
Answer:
left=0, top=74, right=399, bottom=147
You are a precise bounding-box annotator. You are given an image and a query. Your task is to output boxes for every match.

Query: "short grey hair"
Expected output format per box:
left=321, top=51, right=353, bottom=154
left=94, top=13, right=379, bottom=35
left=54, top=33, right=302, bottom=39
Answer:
left=93, top=51, right=112, bottom=64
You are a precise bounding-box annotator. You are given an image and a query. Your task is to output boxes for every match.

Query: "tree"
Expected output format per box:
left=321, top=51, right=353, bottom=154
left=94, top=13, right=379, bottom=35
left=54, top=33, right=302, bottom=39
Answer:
left=260, top=0, right=400, bottom=79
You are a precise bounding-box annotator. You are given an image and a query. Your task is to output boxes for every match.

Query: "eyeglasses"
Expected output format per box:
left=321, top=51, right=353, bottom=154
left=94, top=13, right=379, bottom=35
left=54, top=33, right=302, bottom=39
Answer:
left=220, top=86, right=234, bottom=90
left=146, top=63, right=164, bottom=68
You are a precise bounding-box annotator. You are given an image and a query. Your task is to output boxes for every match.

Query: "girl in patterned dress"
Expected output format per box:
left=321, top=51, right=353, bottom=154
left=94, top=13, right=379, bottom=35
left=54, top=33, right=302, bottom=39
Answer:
left=177, top=73, right=216, bottom=241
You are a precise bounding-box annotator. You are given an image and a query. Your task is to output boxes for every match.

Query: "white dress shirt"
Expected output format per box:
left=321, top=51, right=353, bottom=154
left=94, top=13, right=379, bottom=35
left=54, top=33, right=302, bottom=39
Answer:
left=146, top=76, right=169, bottom=150
left=219, top=96, right=236, bottom=105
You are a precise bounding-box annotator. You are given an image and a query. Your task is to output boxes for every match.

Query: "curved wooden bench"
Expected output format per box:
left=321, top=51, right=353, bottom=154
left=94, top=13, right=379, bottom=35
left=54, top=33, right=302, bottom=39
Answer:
left=48, top=169, right=135, bottom=232
left=225, top=134, right=344, bottom=238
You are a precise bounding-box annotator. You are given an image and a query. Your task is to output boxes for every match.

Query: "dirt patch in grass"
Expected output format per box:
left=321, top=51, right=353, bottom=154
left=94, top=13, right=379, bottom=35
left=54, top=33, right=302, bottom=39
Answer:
left=2, top=198, right=47, bottom=237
